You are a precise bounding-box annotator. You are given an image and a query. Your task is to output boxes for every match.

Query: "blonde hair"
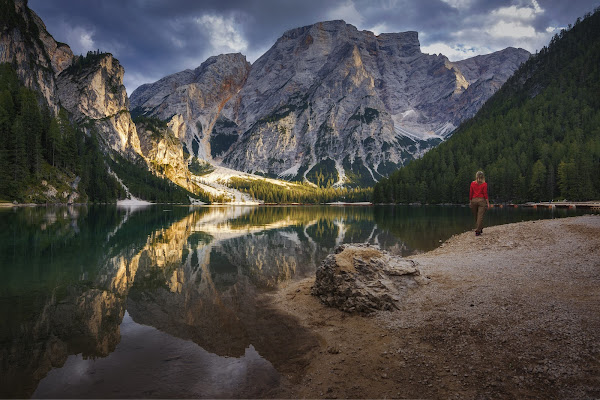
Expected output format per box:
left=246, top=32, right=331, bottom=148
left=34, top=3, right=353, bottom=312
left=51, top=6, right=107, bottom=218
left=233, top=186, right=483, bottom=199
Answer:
left=475, top=171, right=485, bottom=184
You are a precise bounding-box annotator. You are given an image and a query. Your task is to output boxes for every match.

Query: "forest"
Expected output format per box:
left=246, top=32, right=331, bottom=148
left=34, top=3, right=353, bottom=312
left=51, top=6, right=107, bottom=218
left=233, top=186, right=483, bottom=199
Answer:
left=373, top=8, right=600, bottom=204
left=228, top=177, right=372, bottom=204
left=108, top=153, right=201, bottom=204
left=0, top=63, right=203, bottom=204
left=0, top=63, right=125, bottom=203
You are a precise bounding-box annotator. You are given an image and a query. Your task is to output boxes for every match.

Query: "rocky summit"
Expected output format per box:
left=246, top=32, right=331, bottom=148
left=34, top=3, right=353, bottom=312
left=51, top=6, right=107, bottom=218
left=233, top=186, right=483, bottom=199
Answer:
left=130, top=54, right=251, bottom=162
left=57, top=53, right=142, bottom=157
left=0, top=0, right=73, bottom=114
left=2, top=1, right=530, bottom=197
left=1, top=0, right=144, bottom=160
left=131, top=20, right=530, bottom=186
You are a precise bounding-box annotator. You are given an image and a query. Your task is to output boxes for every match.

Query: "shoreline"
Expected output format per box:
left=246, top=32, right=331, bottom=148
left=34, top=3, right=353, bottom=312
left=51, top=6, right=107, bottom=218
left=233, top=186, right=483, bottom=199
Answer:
left=3, top=200, right=600, bottom=208
left=268, top=215, right=600, bottom=398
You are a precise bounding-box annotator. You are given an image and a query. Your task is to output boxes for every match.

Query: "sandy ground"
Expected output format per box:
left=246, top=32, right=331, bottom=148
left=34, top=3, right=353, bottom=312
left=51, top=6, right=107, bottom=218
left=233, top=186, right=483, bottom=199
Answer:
left=268, top=215, right=600, bottom=399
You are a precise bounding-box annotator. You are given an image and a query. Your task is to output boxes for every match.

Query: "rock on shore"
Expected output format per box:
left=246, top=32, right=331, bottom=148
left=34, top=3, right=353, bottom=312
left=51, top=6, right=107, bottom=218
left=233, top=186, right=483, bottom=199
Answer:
left=311, top=244, right=428, bottom=313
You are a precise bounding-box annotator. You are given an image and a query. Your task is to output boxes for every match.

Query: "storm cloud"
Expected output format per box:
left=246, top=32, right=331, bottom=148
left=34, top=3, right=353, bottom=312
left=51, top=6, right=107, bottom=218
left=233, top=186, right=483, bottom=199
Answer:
left=29, top=0, right=600, bottom=94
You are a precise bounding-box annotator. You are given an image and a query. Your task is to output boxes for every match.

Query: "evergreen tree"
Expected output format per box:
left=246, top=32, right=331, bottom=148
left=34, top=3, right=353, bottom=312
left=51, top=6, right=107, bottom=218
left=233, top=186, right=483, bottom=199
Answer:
left=18, top=88, right=43, bottom=177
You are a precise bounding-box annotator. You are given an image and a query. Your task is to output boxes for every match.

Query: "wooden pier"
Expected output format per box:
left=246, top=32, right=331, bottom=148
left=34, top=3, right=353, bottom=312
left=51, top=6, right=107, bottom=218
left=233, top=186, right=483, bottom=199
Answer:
left=518, top=201, right=600, bottom=210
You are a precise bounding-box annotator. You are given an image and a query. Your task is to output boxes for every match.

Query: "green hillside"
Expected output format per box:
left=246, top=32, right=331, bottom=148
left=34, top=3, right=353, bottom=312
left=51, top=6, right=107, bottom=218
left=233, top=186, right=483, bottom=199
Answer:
left=0, top=64, right=126, bottom=203
left=0, top=63, right=200, bottom=204
left=374, top=8, right=600, bottom=204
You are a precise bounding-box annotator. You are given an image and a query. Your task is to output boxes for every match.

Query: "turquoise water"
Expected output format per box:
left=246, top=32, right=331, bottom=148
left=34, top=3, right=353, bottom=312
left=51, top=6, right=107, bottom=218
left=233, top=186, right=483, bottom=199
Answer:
left=0, top=204, right=589, bottom=398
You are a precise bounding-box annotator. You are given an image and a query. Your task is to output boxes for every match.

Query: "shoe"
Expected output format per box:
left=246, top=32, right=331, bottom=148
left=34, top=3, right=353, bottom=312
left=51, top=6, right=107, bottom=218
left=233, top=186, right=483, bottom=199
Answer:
left=475, top=231, right=481, bottom=236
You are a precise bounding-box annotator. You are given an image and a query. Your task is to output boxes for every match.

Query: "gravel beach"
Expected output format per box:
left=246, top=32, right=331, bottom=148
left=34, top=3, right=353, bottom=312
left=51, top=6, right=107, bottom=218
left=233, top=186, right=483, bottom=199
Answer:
left=269, top=215, right=600, bottom=399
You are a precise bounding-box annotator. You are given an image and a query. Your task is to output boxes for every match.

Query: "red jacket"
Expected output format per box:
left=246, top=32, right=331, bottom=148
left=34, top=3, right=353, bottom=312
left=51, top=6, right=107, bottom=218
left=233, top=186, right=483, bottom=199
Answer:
left=470, top=181, right=488, bottom=200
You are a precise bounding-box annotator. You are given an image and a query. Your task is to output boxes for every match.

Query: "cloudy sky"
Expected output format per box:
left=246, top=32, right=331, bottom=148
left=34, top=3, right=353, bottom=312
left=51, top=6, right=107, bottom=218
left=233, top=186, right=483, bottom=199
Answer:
left=29, top=0, right=600, bottom=94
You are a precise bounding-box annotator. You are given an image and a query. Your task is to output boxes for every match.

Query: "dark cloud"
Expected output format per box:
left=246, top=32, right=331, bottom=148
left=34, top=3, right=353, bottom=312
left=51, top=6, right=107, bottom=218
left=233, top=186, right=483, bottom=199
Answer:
left=28, top=0, right=600, bottom=93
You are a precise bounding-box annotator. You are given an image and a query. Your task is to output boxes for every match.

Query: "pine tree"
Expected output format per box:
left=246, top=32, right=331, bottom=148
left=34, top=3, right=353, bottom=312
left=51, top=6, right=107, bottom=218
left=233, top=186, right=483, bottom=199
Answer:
left=530, top=160, right=547, bottom=201
left=18, top=88, right=43, bottom=177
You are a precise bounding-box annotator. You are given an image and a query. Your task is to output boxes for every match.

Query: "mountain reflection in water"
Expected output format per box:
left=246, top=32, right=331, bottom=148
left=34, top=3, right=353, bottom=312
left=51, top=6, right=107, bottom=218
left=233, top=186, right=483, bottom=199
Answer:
left=0, top=204, right=585, bottom=398
left=33, top=312, right=279, bottom=399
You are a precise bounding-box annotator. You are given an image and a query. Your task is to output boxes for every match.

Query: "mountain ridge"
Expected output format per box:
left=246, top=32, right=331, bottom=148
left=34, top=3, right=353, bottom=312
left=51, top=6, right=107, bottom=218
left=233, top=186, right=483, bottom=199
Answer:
left=1, top=1, right=533, bottom=204
left=131, top=20, right=529, bottom=187
left=373, top=8, right=600, bottom=203
left=0, top=0, right=211, bottom=203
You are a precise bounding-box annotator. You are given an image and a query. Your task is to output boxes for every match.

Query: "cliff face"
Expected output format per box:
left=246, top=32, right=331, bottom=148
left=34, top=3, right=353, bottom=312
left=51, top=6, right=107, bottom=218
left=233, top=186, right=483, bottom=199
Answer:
left=220, top=21, right=530, bottom=185
left=0, top=0, right=73, bottom=113
left=130, top=54, right=251, bottom=161
left=1, top=1, right=144, bottom=160
left=447, top=47, right=532, bottom=124
left=56, top=54, right=142, bottom=156
left=131, top=20, right=530, bottom=186
left=135, top=119, right=198, bottom=192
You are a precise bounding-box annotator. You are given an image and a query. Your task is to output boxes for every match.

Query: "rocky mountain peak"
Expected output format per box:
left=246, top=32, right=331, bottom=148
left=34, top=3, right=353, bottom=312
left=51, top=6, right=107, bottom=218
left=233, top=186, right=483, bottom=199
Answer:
left=130, top=19, right=529, bottom=187
left=376, top=31, right=420, bottom=57
left=131, top=53, right=248, bottom=111
left=452, top=47, right=530, bottom=84
left=274, top=20, right=421, bottom=60
left=57, top=52, right=142, bottom=156
left=279, top=20, right=348, bottom=41
left=130, top=52, right=250, bottom=161
left=0, top=0, right=73, bottom=112
left=58, top=53, right=128, bottom=120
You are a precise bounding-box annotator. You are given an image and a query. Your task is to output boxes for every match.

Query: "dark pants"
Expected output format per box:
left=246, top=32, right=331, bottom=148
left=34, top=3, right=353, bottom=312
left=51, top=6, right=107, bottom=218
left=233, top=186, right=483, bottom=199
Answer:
left=470, top=197, right=487, bottom=232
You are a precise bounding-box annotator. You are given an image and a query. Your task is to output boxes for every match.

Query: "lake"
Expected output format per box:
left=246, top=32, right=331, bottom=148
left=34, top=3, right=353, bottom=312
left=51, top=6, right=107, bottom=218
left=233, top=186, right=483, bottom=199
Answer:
left=0, top=204, right=589, bottom=398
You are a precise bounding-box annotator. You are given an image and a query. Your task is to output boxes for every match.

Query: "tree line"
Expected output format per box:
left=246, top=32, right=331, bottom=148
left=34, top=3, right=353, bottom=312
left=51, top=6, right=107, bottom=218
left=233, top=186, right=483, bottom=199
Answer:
left=109, top=153, right=204, bottom=204
left=228, top=177, right=372, bottom=204
left=373, top=8, right=600, bottom=204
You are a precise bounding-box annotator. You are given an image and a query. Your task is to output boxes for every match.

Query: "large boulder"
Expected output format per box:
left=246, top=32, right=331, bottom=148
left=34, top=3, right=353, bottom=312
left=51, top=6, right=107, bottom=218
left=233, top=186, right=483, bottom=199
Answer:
left=311, top=244, right=427, bottom=313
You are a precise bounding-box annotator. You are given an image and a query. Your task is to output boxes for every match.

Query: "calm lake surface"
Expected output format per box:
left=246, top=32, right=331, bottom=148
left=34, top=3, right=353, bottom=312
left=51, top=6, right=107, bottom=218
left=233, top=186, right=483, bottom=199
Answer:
left=0, top=204, right=590, bottom=398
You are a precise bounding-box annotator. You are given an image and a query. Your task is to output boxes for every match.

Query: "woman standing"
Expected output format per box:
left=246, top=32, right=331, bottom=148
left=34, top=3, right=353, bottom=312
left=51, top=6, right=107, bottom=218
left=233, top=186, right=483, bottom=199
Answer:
left=470, top=171, right=489, bottom=236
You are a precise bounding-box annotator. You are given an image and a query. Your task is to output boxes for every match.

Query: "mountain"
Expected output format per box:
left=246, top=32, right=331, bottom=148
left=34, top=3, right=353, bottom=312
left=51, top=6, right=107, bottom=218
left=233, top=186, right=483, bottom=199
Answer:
left=131, top=20, right=529, bottom=186
left=0, top=0, right=72, bottom=113
left=130, top=54, right=251, bottom=161
left=0, top=0, right=210, bottom=203
left=56, top=52, right=143, bottom=157
left=1, top=0, right=531, bottom=204
left=373, top=8, right=600, bottom=203
left=0, top=0, right=141, bottom=157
